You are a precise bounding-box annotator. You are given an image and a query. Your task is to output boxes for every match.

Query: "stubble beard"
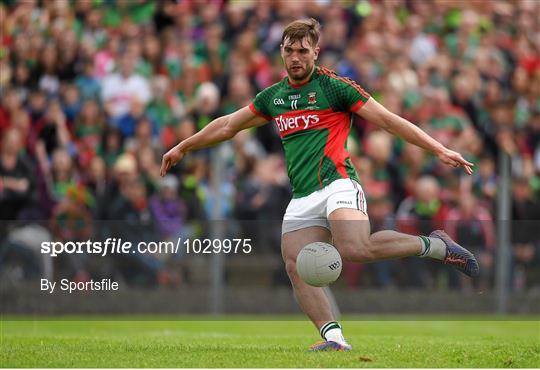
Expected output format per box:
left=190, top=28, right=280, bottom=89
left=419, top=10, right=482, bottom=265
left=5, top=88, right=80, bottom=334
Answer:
left=288, top=64, right=314, bottom=83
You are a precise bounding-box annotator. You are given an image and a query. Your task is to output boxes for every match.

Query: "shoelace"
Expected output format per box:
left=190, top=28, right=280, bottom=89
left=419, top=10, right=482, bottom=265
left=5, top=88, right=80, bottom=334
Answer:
left=445, top=252, right=467, bottom=268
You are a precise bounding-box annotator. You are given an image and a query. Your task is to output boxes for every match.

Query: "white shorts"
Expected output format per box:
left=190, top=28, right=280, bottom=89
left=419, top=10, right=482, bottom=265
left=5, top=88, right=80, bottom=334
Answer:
left=282, top=178, right=367, bottom=235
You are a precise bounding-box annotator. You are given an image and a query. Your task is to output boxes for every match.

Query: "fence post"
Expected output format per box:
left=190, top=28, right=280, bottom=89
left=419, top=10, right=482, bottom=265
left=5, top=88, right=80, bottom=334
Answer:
left=495, top=151, right=512, bottom=314
left=210, top=144, right=226, bottom=314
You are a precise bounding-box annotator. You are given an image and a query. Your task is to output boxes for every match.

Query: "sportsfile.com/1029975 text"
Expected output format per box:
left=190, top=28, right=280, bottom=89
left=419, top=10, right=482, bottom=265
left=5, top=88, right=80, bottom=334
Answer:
left=40, top=238, right=253, bottom=257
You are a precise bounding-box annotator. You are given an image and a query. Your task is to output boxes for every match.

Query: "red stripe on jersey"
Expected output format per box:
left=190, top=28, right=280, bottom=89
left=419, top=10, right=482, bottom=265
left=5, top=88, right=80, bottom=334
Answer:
left=249, top=103, right=272, bottom=121
left=324, top=119, right=351, bottom=178
left=350, top=98, right=368, bottom=112
left=317, top=156, right=324, bottom=188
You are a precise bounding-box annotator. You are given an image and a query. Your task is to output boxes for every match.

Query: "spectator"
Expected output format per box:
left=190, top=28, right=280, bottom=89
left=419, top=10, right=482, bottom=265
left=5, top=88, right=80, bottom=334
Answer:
left=85, top=155, right=107, bottom=209
left=149, top=175, right=187, bottom=240
left=46, top=148, right=78, bottom=204
left=0, top=89, right=23, bottom=135
left=396, top=176, right=454, bottom=288
left=49, top=184, right=93, bottom=280
left=0, top=128, right=34, bottom=220
left=511, top=176, right=540, bottom=290
left=74, top=99, right=105, bottom=167
left=473, top=155, right=498, bottom=203
left=75, top=61, right=101, bottom=102
left=61, top=83, right=82, bottom=123
left=30, top=99, right=71, bottom=158
left=397, top=176, right=449, bottom=237
left=113, top=99, right=151, bottom=139
left=98, top=127, right=124, bottom=169
left=364, top=130, right=403, bottom=205
left=192, top=81, right=221, bottom=130
left=445, top=192, right=495, bottom=289
left=27, top=90, right=48, bottom=126
left=36, top=44, right=60, bottom=97
left=147, top=75, right=185, bottom=131
left=108, top=175, right=164, bottom=285
left=98, top=153, right=137, bottom=219
left=101, top=52, right=151, bottom=119
left=136, top=145, right=161, bottom=196
left=125, top=117, right=160, bottom=155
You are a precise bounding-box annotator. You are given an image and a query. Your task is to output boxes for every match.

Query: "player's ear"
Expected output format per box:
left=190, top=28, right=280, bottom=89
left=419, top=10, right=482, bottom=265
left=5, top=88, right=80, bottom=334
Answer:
left=314, top=47, right=320, bottom=60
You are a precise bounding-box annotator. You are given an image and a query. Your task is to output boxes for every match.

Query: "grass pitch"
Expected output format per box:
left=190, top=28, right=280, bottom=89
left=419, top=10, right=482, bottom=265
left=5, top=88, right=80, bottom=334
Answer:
left=1, top=316, right=538, bottom=368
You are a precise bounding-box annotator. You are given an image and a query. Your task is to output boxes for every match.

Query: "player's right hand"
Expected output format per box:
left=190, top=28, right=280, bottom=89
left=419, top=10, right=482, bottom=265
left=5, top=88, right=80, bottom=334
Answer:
left=160, top=146, right=185, bottom=177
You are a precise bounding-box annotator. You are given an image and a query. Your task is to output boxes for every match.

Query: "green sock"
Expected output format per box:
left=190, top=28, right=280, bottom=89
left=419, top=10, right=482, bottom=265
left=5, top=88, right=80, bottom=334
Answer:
left=418, top=236, right=431, bottom=257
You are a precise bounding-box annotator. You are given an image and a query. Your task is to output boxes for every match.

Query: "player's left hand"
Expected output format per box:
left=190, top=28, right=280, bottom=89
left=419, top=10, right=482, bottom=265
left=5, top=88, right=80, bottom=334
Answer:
left=437, top=148, right=474, bottom=175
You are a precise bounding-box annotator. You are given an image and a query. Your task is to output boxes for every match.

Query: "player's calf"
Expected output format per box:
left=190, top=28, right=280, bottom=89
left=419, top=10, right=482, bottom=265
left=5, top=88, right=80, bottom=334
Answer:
left=334, top=239, right=377, bottom=263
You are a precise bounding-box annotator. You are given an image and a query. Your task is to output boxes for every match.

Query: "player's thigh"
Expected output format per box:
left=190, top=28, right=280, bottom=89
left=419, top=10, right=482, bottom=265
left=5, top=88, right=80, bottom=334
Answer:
left=328, top=208, right=371, bottom=258
left=281, top=226, right=332, bottom=263
left=326, top=179, right=370, bottom=255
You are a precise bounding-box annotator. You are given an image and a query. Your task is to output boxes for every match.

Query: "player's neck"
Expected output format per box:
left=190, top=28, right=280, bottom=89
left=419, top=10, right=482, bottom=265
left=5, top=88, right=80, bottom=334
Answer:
left=288, top=66, right=316, bottom=88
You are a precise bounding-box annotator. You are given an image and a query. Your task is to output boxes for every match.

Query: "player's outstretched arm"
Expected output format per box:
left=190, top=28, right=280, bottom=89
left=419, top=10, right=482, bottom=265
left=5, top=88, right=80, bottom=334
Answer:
left=160, top=106, right=268, bottom=176
left=355, top=97, right=474, bottom=175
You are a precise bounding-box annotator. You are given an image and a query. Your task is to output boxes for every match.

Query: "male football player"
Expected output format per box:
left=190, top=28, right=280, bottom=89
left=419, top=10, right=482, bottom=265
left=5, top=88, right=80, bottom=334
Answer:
left=161, top=18, right=478, bottom=351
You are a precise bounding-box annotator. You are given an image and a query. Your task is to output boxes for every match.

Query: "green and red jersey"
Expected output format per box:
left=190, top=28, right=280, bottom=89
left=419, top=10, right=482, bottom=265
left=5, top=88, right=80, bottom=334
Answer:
left=249, top=66, right=370, bottom=198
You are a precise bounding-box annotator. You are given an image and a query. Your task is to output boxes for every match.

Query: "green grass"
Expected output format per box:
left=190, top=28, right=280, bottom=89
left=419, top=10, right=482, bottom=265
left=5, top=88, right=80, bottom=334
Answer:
left=1, top=317, right=538, bottom=368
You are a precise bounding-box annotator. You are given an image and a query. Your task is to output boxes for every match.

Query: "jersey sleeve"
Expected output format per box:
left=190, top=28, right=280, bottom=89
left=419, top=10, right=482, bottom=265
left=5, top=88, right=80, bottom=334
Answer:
left=319, top=68, right=371, bottom=112
left=249, top=90, right=273, bottom=121
left=339, top=77, right=371, bottom=112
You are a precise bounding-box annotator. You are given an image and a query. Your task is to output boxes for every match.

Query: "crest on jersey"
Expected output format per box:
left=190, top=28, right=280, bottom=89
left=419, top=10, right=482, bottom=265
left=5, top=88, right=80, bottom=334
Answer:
left=308, top=91, right=317, bottom=104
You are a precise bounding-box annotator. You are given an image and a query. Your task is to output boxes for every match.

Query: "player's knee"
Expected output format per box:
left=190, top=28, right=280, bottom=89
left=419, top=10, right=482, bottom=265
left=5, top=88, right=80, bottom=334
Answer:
left=285, top=259, right=305, bottom=289
left=284, top=259, right=302, bottom=284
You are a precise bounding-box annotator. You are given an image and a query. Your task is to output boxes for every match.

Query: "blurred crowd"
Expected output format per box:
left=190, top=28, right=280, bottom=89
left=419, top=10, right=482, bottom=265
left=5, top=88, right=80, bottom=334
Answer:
left=0, top=0, right=539, bottom=291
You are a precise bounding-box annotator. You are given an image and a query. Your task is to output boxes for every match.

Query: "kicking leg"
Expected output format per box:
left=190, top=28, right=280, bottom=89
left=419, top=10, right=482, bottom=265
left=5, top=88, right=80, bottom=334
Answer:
left=329, top=208, right=479, bottom=277
left=281, top=226, right=351, bottom=350
left=329, top=208, right=422, bottom=261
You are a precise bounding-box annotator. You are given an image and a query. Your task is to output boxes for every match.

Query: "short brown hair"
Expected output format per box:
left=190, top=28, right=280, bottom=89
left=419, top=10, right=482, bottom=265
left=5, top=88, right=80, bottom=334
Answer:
left=281, top=18, right=321, bottom=48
